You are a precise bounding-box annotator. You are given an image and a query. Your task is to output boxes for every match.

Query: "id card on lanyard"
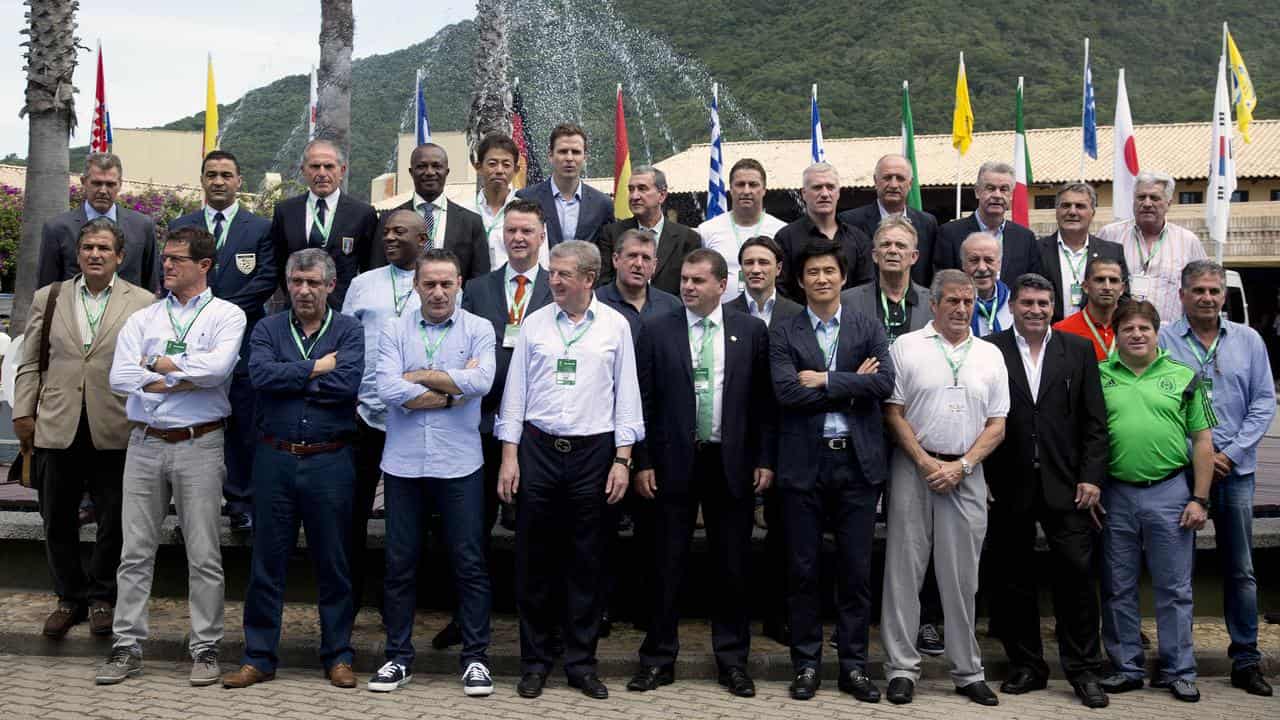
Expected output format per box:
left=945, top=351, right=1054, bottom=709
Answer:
left=553, top=312, right=593, bottom=386
left=933, top=334, right=973, bottom=453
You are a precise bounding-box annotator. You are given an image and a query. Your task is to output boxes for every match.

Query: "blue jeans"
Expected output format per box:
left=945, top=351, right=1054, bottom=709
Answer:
left=383, top=470, right=491, bottom=668
left=1100, top=475, right=1196, bottom=682
left=1211, top=471, right=1260, bottom=670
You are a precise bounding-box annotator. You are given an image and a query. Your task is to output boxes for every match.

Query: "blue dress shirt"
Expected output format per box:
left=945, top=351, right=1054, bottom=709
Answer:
left=807, top=305, right=850, bottom=438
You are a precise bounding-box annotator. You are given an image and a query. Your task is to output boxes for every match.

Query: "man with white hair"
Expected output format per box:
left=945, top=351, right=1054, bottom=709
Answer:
left=936, top=161, right=1042, bottom=283
left=962, top=233, right=1012, bottom=337
left=1097, top=171, right=1207, bottom=323
left=774, top=162, right=873, bottom=301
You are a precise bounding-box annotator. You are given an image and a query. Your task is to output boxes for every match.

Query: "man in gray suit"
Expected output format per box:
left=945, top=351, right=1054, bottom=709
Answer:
left=37, top=153, right=160, bottom=291
left=842, top=216, right=933, bottom=344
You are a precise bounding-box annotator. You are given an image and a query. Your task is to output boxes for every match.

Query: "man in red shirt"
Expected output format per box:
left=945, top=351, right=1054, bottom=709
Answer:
left=1053, top=257, right=1125, bottom=361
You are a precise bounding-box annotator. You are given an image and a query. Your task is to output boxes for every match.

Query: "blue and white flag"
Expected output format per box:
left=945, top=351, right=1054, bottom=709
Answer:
left=810, top=83, right=825, bottom=163
left=415, top=69, right=432, bottom=144
left=1082, top=38, right=1097, bottom=160
left=706, top=83, right=728, bottom=220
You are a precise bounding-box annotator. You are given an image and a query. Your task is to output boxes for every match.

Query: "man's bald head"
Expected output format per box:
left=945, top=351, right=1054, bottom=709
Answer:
left=874, top=154, right=914, bottom=213
left=382, top=209, right=428, bottom=269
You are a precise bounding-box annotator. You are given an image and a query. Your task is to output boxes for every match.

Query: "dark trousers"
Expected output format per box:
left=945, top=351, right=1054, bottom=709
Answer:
left=37, top=413, right=126, bottom=606
left=761, top=485, right=787, bottom=623
left=515, top=425, right=613, bottom=678
left=639, top=444, right=754, bottom=670
left=222, top=372, right=257, bottom=516
left=784, top=446, right=879, bottom=674
left=350, top=417, right=385, bottom=611
left=986, top=496, right=1105, bottom=681
left=242, top=444, right=355, bottom=673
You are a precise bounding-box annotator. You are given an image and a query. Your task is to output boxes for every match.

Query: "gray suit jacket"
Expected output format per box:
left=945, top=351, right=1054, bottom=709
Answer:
left=840, top=280, right=933, bottom=333
left=38, top=204, right=159, bottom=291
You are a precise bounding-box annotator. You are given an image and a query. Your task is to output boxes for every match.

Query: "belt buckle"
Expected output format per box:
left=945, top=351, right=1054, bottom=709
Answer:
left=553, top=438, right=572, bottom=453
left=827, top=437, right=848, bottom=450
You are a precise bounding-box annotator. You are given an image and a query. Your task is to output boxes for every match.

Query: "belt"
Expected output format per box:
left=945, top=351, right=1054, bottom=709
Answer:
left=928, top=451, right=963, bottom=462
left=822, top=436, right=850, bottom=451
left=1114, top=467, right=1183, bottom=489
left=693, top=439, right=721, bottom=453
left=261, top=436, right=347, bottom=456
left=142, top=420, right=224, bottom=443
left=523, top=422, right=609, bottom=454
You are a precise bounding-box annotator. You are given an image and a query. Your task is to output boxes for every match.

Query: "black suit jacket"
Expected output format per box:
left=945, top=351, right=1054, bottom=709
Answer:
left=774, top=215, right=874, bottom=302
left=516, top=178, right=614, bottom=247
left=1036, top=233, right=1129, bottom=323
left=770, top=305, right=895, bottom=489
left=370, top=198, right=490, bottom=282
left=983, top=329, right=1110, bottom=513
left=268, top=192, right=378, bottom=309
left=838, top=203, right=940, bottom=287
left=935, top=215, right=1043, bottom=282
left=38, top=204, right=159, bottom=291
left=724, top=292, right=805, bottom=330
left=595, top=217, right=701, bottom=295
left=461, top=265, right=553, bottom=433
left=635, top=307, right=775, bottom=498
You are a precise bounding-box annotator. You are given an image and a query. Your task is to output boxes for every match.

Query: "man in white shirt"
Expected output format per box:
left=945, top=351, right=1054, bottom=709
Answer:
left=697, top=158, right=786, bottom=303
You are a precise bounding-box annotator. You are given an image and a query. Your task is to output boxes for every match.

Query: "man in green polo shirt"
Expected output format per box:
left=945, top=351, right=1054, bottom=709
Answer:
left=1096, top=300, right=1213, bottom=704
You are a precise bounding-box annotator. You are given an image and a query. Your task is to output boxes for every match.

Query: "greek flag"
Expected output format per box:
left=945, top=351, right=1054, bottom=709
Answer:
left=810, top=84, right=825, bottom=163
left=1082, top=38, right=1097, bottom=159
left=706, top=83, right=727, bottom=220
left=415, top=69, right=432, bottom=144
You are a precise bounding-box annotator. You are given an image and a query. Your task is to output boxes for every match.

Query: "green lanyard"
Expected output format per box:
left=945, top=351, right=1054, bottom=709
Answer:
left=880, top=290, right=906, bottom=331
left=389, top=266, right=413, bottom=316
left=81, top=285, right=110, bottom=344
left=418, top=318, right=453, bottom=366
left=289, top=308, right=333, bottom=359
left=1058, top=237, right=1087, bottom=284
left=1081, top=309, right=1116, bottom=358
left=481, top=195, right=508, bottom=239
left=933, top=334, right=974, bottom=385
left=307, top=196, right=336, bottom=244
left=167, top=295, right=213, bottom=344
left=976, top=297, right=998, bottom=331
left=1134, top=225, right=1166, bottom=274
left=205, top=203, right=238, bottom=250
left=555, top=312, right=594, bottom=355
left=1183, top=331, right=1222, bottom=373
left=689, top=318, right=719, bottom=369
left=818, top=322, right=840, bottom=369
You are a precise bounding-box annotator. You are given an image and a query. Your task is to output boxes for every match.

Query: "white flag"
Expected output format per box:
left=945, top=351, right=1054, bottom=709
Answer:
left=1207, top=52, right=1236, bottom=251
left=1112, top=69, right=1139, bottom=221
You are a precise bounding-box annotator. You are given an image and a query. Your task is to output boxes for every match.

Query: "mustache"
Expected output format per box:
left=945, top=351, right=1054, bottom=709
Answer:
left=971, top=269, right=994, bottom=279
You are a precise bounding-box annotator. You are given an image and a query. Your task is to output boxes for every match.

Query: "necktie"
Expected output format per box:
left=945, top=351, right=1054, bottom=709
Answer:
left=422, top=204, right=436, bottom=250
left=695, top=318, right=716, bottom=442
left=212, top=212, right=225, bottom=248
left=309, top=198, right=327, bottom=248
left=510, top=275, right=528, bottom=323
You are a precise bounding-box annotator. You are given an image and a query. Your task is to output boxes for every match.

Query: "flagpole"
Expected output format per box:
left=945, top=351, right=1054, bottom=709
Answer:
left=1080, top=38, right=1089, bottom=183
left=1218, top=22, right=1229, bottom=265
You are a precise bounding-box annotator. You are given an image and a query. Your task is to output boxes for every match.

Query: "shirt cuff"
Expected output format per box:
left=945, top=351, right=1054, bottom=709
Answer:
left=494, top=418, right=523, bottom=445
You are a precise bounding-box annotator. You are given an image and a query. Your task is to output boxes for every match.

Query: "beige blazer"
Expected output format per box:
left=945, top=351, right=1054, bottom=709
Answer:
left=12, top=277, right=156, bottom=450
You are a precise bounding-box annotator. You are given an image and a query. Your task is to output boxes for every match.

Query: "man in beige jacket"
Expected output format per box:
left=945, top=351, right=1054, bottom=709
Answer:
left=12, top=217, right=155, bottom=639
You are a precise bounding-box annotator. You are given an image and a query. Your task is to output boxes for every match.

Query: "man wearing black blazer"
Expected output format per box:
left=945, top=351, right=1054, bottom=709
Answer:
left=1037, top=183, right=1128, bottom=323
left=268, top=139, right=378, bottom=309
left=935, top=161, right=1042, bottom=282
left=770, top=239, right=894, bottom=702
left=38, top=153, right=159, bottom=291
left=595, top=166, right=700, bottom=295
left=724, top=235, right=804, bottom=330
left=168, top=150, right=276, bottom=530
left=775, top=163, right=873, bottom=302
left=369, top=143, right=490, bottom=283
left=838, top=154, right=939, bottom=288
left=516, top=122, right=614, bottom=247
left=983, top=273, right=1110, bottom=709
left=626, top=249, right=774, bottom=698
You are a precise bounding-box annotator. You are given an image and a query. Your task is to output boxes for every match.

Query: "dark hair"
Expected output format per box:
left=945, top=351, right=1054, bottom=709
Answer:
left=683, top=248, right=728, bottom=281
left=1009, top=272, right=1055, bottom=302
left=1084, top=255, right=1125, bottom=281
left=78, top=216, right=124, bottom=253
left=548, top=122, right=588, bottom=152
left=416, top=248, right=462, bottom=278
left=476, top=133, right=520, bottom=164
left=201, top=149, right=240, bottom=175
left=506, top=198, right=544, bottom=223
left=1113, top=299, right=1161, bottom=333
left=797, top=238, right=846, bottom=278
left=164, top=225, right=217, bottom=266
left=737, top=235, right=783, bottom=265
left=728, top=158, right=767, bottom=187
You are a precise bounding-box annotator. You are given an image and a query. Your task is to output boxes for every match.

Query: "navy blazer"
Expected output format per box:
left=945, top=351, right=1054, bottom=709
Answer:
left=724, top=292, right=805, bottom=330
left=594, top=216, right=702, bottom=296
left=460, top=265, right=553, bottom=432
left=516, top=178, right=615, bottom=247
left=1036, top=233, right=1129, bottom=323
left=635, top=306, right=776, bottom=499
left=840, top=280, right=933, bottom=335
left=838, top=203, right=940, bottom=287
left=370, top=198, right=490, bottom=282
left=38, top=204, right=160, bottom=291
left=268, top=192, right=379, bottom=309
left=935, top=214, right=1043, bottom=282
left=769, top=305, right=895, bottom=489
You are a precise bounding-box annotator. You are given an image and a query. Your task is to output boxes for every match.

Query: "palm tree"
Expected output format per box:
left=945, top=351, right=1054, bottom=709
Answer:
left=467, top=0, right=512, bottom=164
left=315, top=0, right=352, bottom=182
left=13, top=0, right=79, bottom=332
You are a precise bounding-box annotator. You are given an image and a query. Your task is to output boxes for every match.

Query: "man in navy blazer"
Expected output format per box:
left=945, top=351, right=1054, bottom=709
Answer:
left=168, top=150, right=276, bottom=529
left=935, top=162, right=1042, bottom=282
left=770, top=239, right=895, bottom=702
left=1037, top=183, right=1128, bottom=323
left=268, top=139, right=378, bottom=309
left=594, top=166, right=701, bottom=295
left=515, top=122, right=614, bottom=247
left=838, top=154, right=940, bottom=288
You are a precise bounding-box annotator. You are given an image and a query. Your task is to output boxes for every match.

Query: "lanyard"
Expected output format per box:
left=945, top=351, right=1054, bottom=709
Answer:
left=81, top=285, right=110, bottom=341
left=307, top=196, right=336, bottom=243
left=1183, top=331, right=1222, bottom=373
left=976, top=296, right=998, bottom=332
left=389, top=266, right=413, bottom=316
left=880, top=289, right=907, bottom=330
left=289, top=308, right=333, bottom=360
left=555, top=312, right=594, bottom=355
left=933, top=334, right=974, bottom=385
left=689, top=319, right=719, bottom=369
left=167, top=295, right=213, bottom=343
left=1081, top=309, right=1116, bottom=358
left=205, top=204, right=238, bottom=249
left=484, top=205, right=507, bottom=239
left=1134, top=226, right=1166, bottom=274
left=506, top=275, right=532, bottom=324
left=1058, top=236, right=1087, bottom=284
left=818, top=322, right=840, bottom=369
left=418, top=318, right=453, bottom=366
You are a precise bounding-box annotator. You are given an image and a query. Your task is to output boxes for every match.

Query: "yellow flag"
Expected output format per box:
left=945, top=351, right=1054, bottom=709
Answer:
left=952, top=52, right=974, bottom=155
left=203, top=54, right=219, bottom=156
left=1227, top=31, right=1256, bottom=143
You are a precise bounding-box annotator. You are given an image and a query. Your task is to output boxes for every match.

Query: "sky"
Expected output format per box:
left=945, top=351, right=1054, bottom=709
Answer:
left=0, top=0, right=476, bottom=158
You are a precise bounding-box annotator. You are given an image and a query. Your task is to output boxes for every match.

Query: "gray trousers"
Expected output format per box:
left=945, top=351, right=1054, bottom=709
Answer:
left=881, top=449, right=988, bottom=686
left=113, top=427, right=225, bottom=657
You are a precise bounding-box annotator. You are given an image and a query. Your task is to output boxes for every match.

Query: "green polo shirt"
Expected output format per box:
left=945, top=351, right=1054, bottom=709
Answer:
left=1099, top=349, right=1216, bottom=484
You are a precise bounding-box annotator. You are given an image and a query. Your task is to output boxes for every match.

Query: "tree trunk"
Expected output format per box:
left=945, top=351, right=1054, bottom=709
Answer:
left=316, top=0, right=353, bottom=184
left=467, top=0, right=512, bottom=165
left=13, top=0, right=79, bottom=332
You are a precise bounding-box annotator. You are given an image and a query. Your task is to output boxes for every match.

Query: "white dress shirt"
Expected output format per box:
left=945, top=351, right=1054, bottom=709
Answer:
left=687, top=305, right=726, bottom=442
left=1014, top=327, right=1051, bottom=402
left=73, top=273, right=116, bottom=348
left=1055, top=233, right=1088, bottom=319
left=695, top=211, right=787, bottom=303
left=342, top=264, right=422, bottom=430
left=413, top=192, right=450, bottom=249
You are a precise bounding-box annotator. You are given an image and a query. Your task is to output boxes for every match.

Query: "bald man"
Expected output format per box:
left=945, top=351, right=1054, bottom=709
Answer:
left=838, top=154, right=939, bottom=287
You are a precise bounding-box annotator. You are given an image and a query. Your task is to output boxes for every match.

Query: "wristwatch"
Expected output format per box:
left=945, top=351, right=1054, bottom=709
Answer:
left=145, top=354, right=162, bottom=372
left=445, top=394, right=455, bottom=409
left=1190, top=495, right=1211, bottom=511
left=960, top=457, right=973, bottom=476
left=612, top=456, right=633, bottom=470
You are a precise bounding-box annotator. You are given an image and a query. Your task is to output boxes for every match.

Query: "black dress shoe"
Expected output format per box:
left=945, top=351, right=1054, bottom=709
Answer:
left=517, top=672, right=546, bottom=698
left=1231, top=666, right=1273, bottom=696
left=1098, top=673, right=1143, bottom=693
left=789, top=668, right=820, bottom=700
left=1072, top=678, right=1110, bottom=708
left=229, top=511, right=252, bottom=532
left=598, top=611, right=613, bottom=639
left=1000, top=667, right=1047, bottom=694
left=886, top=677, right=914, bottom=705
left=762, top=618, right=790, bottom=646
left=431, top=620, right=462, bottom=650
left=718, top=667, right=755, bottom=698
left=838, top=669, right=880, bottom=703
left=956, top=680, right=999, bottom=706
left=626, top=665, right=673, bottom=692
left=568, top=673, right=609, bottom=699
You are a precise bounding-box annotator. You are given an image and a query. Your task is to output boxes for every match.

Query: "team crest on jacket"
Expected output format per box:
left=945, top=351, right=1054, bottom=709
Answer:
left=342, top=236, right=355, bottom=255
left=235, top=253, right=256, bottom=274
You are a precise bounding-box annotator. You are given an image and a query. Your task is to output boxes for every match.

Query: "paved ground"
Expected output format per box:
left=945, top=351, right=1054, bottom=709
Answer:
left=0, top=654, right=1273, bottom=720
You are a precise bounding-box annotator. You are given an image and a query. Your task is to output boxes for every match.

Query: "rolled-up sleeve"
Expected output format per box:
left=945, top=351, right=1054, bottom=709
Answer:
left=110, top=313, right=165, bottom=396
left=611, top=320, right=645, bottom=446
left=169, top=306, right=247, bottom=387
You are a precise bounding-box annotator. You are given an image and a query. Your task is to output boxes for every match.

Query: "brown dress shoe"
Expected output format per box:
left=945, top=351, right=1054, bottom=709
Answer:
left=89, top=601, right=114, bottom=636
left=327, top=662, right=357, bottom=688
left=43, top=602, right=86, bottom=639
left=221, top=664, right=275, bottom=688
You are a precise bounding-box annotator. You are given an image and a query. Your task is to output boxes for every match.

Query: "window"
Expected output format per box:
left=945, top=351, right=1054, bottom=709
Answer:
left=1033, top=195, right=1055, bottom=210
left=1178, top=191, right=1204, bottom=204
left=1230, top=190, right=1249, bottom=202
left=1271, top=189, right=1280, bottom=201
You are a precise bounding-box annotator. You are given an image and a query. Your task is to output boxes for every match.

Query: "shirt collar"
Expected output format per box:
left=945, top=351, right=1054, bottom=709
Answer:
left=167, top=286, right=212, bottom=310
left=84, top=202, right=117, bottom=222
left=925, top=321, right=972, bottom=346
left=75, top=273, right=116, bottom=296
left=877, top=200, right=907, bottom=219
left=308, top=187, right=340, bottom=207
left=876, top=276, right=918, bottom=306
left=1014, top=326, right=1051, bottom=350
left=204, top=202, right=239, bottom=222
left=746, top=289, right=776, bottom=315
left=414, top=192, right=448, bottom=213
left=686, top=304, right=724, bottom=329
left=477, top=188, right=518, bottom=216
left=806, top=304, right=842, bottom=330
left=557, top=295, right=598, bottom=322
left=974, top=212, right=1006, bottom=236
left=638, top=215, right=665, bottom=237
left=504, top=263, right=538, bottom=284
left=418, top=306, right=457, bottom=328
left=1173, top=315, right=1228, bottom=339
left=553, top=179, right=583, bottom=202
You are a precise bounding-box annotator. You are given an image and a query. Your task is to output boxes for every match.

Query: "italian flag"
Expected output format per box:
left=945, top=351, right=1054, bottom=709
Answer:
left=613, top=84, right=633, bottom=220
left=1012, top=76, right=1033, bottom=226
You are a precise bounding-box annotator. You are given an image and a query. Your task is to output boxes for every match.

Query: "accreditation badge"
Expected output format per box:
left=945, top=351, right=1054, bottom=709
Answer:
left=1129, top=274, right=1153, bottom=301
left=503, top=323, right=520, bottom=348
left=1069, top=282, right=1084, bottom=308
left=164, top=340, right=187, bottom=355
left=341, top=236, right=355, bottom=255
left=1201, top=376, right=1214, bottom=401
left=235, top=253, right=256, bottom=275
left=693, top=367, right=711, bottom=393
left=555, top=358, right=577, bottom=386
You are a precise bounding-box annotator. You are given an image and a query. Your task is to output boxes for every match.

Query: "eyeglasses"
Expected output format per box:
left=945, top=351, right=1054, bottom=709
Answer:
left=161, top=254, right=196, bottom=264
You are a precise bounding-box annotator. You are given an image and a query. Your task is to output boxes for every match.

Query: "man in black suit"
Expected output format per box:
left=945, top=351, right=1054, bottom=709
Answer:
left=936, top=161, right=1042, bottom=282
left=838, top=154, right=939, bottom=287
left=841, top=216, right=933, bottom=345
left=370, top=143, right=489, bottom=283
left=516, top=122, right=614, bottom=247
left=983, top=273, right=1111, bottom=709
left=770, top=239, right=894, bottom=702
left=268, top=139, right=378, bottom=308
left=724, top=235, right=804, bottom=329
left=38, top=153, right=159, bottom=291
left=775, top=163, right=873, bottom=302
left=1037, top=183, right=1128, bottom=323
left=626, top=249, right=774, bottom=698
left=595, top=166, right=700, bottom=295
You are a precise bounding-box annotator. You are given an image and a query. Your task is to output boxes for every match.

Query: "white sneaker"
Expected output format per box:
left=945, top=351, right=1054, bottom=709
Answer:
left=368, top=661, right=411, bottom=692
left=462, top=661, right=493, bottom=697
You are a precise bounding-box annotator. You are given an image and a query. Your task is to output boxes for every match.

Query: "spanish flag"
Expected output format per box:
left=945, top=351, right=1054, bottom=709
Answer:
left=952, top=52, right=974, bottom=156
left=203, top=53, right=219, bottom=157
left=1226, top=29, right=1256, bottom=143
left=613, top=84, right=633, bottom=220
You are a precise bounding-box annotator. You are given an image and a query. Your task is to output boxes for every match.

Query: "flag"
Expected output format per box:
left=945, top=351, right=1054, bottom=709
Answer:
left=1082, top=38, right=1097, bottom=159
left=1012, top=77, right=1034, bottom=226
left=952, top=52, right=974, bottom=155
left=511, top=80, right=541, bottom=189
left=613, top=84, right=633, bottom=220
left=90, top=41, right=112, bottom=154
left=1207, top=50, right=1237, bottom=250
left=810, top=84, right=825, bottom=163
left=1226, top=28, right=1256, bottom=143
left=415, top=69, right=432, bottom=145
left=203, top=53, right=219, bottom=157
left=307, top=66, right=318, bottom=141
left=706, top=82, right=728, bottom=220
left=1112, top=68, right=1140, bottom=221
left=901, top=80, right=922, bottom=211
